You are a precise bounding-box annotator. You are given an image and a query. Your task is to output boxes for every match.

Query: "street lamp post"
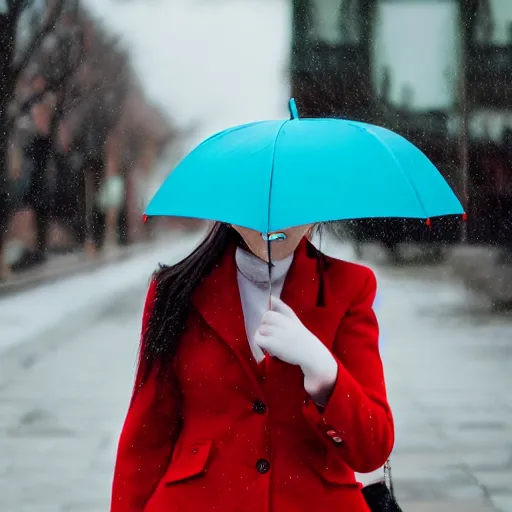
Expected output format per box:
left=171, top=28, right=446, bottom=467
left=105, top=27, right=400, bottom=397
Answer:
left=458, top=0, right=470, bottom=243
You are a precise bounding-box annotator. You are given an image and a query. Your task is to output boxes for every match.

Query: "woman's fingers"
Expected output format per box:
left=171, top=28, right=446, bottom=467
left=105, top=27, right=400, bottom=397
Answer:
left=258, top=319, right=287, bottom=336
left=260, top=310, right=285, bottom=326
left=258, top=322, right=272, bottom=336
left=254, top=331, right=272, bottom=350
left=270, top=297, right=296, bottom=318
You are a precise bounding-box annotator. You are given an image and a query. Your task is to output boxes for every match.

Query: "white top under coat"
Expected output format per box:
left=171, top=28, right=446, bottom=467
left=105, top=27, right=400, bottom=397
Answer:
left=235, top=247, right=294, bottom=363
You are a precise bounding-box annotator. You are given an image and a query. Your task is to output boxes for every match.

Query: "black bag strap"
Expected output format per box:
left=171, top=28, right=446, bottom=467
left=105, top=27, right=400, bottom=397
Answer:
left=384, top=459, right=395, bottom=497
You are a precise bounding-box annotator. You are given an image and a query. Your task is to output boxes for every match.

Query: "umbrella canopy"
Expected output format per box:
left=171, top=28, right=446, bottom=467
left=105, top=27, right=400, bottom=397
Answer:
left=145, top=99, right=464, bottom=232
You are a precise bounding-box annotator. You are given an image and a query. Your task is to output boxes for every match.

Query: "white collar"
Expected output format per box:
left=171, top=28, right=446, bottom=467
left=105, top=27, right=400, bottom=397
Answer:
left=235, top=246, right=293, bottom=287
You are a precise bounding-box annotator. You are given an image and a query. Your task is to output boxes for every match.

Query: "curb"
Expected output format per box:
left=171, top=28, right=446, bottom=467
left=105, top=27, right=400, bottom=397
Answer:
left=0, top=240, right=156, bottom=298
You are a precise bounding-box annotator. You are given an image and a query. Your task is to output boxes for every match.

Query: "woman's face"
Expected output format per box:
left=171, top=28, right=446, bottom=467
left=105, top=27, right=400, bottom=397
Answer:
left=232, top=225, right=313, bottom=261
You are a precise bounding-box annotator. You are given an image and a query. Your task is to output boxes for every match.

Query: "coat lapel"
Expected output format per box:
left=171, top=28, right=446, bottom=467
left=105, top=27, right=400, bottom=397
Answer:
left=280, top=239, right=342, bottom=352
left=192, top=241, right=248, bottom=357
left=192, top=242, right=266, bottom=394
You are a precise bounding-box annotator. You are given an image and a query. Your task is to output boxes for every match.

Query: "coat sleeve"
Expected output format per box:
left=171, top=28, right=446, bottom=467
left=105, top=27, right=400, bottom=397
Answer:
left=111, top=280, right=181, bottom=511
left=302, top=268, right=394, bottom=473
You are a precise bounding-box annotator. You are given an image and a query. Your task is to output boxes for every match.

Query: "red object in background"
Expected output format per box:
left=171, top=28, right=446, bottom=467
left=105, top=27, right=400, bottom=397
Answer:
left=111, top=240, right=394, bottom=512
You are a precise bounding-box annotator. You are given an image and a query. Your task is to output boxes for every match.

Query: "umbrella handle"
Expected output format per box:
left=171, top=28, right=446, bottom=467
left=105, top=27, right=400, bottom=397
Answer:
left=264, top=236, right=272, bottom=371
left=267, top=235, right=273, bottom=309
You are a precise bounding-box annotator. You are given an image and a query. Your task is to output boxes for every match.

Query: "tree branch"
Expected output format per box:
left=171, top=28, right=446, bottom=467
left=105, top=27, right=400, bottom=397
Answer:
left=7, top=0, right=27, bottom=21
left=16, top=87, right=49, bottom=116
left=49, top=31, right=85, bottom=152
left=12, top=26, right=84, bottom=122
left=13, top=0, right=66, bottom=79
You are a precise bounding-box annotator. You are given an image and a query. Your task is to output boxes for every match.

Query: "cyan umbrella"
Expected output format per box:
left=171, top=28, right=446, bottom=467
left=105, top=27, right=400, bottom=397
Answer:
left=145, top=99, right=464, bottom=233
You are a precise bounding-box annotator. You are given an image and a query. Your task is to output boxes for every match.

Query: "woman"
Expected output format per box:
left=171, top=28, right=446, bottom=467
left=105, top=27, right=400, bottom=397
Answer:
left=111, top=222, right=394, bottom=512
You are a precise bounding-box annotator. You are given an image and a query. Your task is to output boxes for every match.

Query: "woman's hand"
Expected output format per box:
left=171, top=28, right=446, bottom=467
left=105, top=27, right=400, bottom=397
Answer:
left=254, top=297, right=338, bottom=406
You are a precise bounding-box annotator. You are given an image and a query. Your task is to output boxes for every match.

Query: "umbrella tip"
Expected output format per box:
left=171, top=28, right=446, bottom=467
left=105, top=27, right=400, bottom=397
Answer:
left=142, top=214, right=148, bottom=224
left=288, top=98, right=299, bottom=120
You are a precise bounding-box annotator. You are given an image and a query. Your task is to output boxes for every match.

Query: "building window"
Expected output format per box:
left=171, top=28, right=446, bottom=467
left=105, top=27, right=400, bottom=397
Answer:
left=309, top=0, right=363, bottom=44
left=468, top=0, right=512, bottom=46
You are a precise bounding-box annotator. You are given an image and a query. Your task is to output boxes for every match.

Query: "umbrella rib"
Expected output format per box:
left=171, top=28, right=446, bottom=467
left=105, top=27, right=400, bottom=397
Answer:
left=266, top=120, right=289, bottom=302
left=267, top=120, right=289, bottom=233
left=356, top=125, right=429, bottom=218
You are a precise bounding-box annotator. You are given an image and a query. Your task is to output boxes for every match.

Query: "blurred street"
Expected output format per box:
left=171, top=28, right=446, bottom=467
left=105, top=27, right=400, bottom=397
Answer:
left=0, top=235, right=510, bottom=512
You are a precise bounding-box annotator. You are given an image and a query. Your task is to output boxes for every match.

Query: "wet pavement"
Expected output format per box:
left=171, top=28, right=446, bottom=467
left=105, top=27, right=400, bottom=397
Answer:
left=0, top=235, right=510, bottom=511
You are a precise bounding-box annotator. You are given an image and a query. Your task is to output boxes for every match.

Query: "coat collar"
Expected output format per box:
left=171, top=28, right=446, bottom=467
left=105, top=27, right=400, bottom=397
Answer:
left=281, top=239, right=341, bottom=352
left=192, top=237, right=342, bottom=392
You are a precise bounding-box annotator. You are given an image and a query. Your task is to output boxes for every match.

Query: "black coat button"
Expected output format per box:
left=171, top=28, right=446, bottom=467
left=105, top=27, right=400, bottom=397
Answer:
left=252, top=400, right=267, bottom=414
left=256, top=458, right=270, bottom=474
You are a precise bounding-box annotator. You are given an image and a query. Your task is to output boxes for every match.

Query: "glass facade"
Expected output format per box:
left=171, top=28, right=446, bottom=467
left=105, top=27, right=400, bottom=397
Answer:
left=466, top=0, right=512, bottom=107
left=309, top=0, right=363, bottom=44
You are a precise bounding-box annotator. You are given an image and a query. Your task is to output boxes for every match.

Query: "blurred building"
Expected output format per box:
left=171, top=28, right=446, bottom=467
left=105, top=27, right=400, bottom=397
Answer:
left=291, top=0, right=512, bottom=246
left=3, top=4, right=174, bottom=272
left=106, top=86, right=174, bottom=245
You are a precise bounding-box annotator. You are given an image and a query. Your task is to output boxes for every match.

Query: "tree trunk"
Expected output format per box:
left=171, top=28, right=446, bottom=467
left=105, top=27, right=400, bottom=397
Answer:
left=0, top=106, right=11, bottom=279
left=0, top=14, right=16, bottom=278
left=83, top=165, right=99, bottom=258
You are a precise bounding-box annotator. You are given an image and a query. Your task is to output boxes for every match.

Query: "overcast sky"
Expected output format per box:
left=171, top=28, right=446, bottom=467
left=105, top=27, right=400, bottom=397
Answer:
left=84, top=0, right=291, bottom=148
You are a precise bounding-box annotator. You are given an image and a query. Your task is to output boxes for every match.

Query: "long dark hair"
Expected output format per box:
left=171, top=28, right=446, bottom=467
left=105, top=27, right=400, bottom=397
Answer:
left=141, top=223, right=238, bottom=381
left=141, top=222, right=331, bottom=383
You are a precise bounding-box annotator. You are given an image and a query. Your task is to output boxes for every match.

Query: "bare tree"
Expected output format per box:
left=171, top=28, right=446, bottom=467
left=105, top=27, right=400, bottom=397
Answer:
left=60, top=18, right=132, bottom=253
left=0, top=0, right=77, bottom=278
left=2, top=2, right=171, bottom=274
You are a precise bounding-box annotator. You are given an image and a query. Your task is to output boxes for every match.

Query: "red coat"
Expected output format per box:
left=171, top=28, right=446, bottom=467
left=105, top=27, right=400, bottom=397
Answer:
left=111, top=239, right=394, bottom=512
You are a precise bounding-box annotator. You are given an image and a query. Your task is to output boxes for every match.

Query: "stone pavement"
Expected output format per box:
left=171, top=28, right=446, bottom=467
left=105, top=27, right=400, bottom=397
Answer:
left=0, top=239, right=510, bottom=511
